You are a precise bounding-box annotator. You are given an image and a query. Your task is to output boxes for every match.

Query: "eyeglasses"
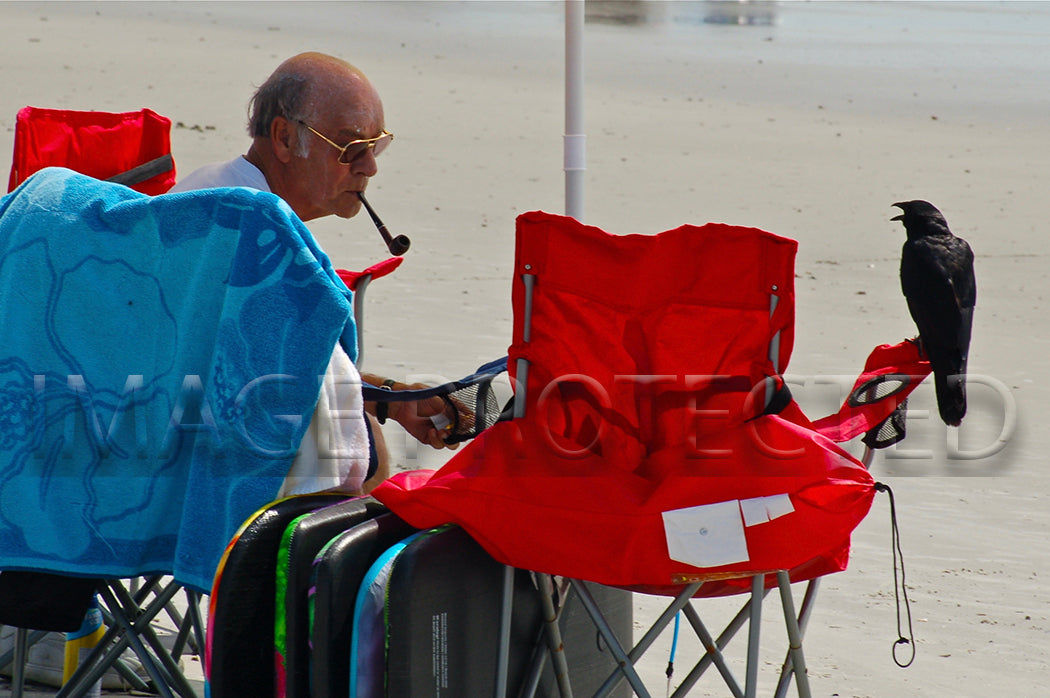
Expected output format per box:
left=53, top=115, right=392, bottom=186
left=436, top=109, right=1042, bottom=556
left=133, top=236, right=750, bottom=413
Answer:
left=297, top=120, right=393, bottom=165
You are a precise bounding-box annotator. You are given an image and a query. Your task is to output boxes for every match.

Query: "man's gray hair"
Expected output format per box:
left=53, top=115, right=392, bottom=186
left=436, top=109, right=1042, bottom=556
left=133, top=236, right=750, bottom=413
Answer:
left=247, top=72, right=312, bottom=155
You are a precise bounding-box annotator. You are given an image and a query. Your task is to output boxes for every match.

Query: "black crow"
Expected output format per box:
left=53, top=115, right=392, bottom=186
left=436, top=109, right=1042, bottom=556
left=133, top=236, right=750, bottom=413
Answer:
left=892, top=200, right=976, bottom=426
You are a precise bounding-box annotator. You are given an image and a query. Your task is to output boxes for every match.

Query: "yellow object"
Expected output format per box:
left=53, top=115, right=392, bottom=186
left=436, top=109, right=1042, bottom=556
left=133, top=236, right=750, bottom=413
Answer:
left=62, top=606, right=105, bottom=685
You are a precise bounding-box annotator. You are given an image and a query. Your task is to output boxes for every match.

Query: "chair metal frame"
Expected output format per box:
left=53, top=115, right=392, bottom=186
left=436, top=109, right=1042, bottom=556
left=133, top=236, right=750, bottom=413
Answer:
left=1, top=577, right=205, bottom=698
left=60, top=579, right=204, bottom=698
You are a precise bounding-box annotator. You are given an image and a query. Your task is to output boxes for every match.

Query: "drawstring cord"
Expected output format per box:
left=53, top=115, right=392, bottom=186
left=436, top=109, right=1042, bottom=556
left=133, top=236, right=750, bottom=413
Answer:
left=665, top=610, right=680, bottom=698
left=875, top=481, right=916, bottom=668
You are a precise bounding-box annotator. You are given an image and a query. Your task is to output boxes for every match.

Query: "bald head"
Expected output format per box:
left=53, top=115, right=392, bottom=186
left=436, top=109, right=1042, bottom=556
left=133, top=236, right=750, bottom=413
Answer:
left=247, top=52, right=381, bottom=141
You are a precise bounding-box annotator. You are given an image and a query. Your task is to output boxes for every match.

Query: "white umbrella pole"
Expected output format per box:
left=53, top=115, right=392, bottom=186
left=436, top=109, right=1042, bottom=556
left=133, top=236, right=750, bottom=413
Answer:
left=564, top=0, right=585, bottom=221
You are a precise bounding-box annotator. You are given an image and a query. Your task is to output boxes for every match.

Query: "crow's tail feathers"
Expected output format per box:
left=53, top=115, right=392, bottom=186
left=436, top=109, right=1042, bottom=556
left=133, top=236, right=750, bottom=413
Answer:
left=934, top=371, right=966, bottom=426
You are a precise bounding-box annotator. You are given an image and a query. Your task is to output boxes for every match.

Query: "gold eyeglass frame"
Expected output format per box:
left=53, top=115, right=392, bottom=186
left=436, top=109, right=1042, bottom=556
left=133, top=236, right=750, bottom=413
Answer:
left=298, top=120, right=393, bottom=164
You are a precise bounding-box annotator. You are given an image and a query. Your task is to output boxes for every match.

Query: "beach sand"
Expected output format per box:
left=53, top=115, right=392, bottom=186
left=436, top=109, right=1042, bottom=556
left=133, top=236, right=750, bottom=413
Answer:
left=1, top=1, right=1047, bottom=695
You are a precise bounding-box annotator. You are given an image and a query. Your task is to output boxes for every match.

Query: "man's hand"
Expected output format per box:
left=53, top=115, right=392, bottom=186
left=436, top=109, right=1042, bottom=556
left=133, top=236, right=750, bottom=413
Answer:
left=386, top=382, right=462, bottom=450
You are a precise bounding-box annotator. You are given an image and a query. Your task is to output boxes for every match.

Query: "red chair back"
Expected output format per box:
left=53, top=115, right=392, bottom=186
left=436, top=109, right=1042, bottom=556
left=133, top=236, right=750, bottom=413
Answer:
left=8, top=106, right=175, bottom=195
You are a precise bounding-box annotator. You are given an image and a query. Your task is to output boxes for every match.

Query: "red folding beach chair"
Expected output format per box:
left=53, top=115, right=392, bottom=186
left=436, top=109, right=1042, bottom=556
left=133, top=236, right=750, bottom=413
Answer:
left=375, top=211, right=930, bottom=696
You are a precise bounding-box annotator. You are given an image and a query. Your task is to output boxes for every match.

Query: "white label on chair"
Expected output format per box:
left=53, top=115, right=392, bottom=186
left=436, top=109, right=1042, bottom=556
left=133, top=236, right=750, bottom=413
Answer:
left=662, top=500, right=749, bottom=568
left=739, top=493, right=794, bottom=527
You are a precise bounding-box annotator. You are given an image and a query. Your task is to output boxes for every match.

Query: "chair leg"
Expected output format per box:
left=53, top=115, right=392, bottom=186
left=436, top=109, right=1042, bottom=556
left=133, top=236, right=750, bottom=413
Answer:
left=494, top=565, right=514, bottom=698
left=11, top=626, right=29, bottom=698
left=539, top=574, right=575, bottom=698
left=776, top=571, right=812, bottom=698
left=0, top=627, right=47, bottom=675
left=168, top=588, right=204, bottom=662
left=517, top=623, right=552, bottom=698
left=775, top=578, right=820, bottom=698
left=184, top=590, right=207, bottom=661
left=745, top=575, right=764, bottom=698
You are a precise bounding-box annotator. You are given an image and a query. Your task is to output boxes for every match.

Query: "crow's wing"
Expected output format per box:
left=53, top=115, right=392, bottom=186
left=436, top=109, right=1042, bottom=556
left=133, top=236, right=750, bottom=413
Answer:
left=901, top=235, right=974, bottom=369
left=949, top=235, right=977, bottom=307
left=950, top=236, right=976, bottom=360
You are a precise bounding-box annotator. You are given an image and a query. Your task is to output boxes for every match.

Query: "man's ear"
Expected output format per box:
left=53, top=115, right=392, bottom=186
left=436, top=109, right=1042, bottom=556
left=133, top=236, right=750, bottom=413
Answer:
left=270, top=116, right=296, bottom=163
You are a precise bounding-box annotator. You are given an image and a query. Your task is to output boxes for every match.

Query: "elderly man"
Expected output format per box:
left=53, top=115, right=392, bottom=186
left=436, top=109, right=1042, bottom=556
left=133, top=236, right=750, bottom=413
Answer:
left=173, top=53, right=455, bottom=493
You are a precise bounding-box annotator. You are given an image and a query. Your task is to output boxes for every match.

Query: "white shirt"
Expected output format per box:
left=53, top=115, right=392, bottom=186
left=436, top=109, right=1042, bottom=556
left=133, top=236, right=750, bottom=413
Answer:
left=169, top=156, right=270, bottom=194
left=173, top=157, right=369, bottom=495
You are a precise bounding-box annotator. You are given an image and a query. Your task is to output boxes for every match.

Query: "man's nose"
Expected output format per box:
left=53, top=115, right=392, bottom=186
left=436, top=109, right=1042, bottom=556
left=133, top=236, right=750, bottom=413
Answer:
left=351, top=148, right=379, bottom=177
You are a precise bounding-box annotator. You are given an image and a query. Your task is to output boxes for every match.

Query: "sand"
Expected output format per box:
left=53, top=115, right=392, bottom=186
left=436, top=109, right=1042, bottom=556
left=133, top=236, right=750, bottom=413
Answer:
left=1, top=1, right=1047, bottom=696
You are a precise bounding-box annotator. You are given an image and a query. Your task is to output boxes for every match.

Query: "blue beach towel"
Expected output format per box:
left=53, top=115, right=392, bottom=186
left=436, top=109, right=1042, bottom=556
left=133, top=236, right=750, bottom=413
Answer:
left=0, top=168, right=356, bottom=592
